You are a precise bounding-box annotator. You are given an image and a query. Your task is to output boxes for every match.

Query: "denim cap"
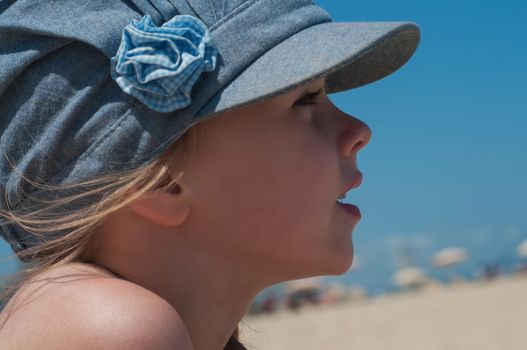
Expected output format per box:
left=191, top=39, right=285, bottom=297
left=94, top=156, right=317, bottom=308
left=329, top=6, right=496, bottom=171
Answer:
left=0, top=0, right=420, bottom=260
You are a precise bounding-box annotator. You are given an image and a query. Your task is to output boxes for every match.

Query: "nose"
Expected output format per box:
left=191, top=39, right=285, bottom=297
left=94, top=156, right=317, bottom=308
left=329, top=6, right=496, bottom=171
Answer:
left=337, top=114, right=372, bottom=158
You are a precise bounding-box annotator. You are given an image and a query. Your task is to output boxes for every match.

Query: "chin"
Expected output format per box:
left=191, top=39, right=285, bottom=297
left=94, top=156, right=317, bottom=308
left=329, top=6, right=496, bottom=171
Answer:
left=279, top=242, right=354, bottom=280
left=327, top=243, right=355, bottom=276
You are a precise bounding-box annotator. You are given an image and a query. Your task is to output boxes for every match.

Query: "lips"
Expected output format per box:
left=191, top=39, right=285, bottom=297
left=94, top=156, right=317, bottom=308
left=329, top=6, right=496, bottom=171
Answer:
left=337, top=202, right=361, bottom=219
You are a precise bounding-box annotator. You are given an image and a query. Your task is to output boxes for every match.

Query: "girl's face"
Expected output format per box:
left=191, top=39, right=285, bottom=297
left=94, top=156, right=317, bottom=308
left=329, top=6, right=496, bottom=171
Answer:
left=179, top=77, right=371, bottom=282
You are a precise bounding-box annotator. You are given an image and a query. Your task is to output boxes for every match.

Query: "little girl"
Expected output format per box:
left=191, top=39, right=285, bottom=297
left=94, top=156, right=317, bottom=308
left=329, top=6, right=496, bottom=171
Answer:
left=0, top=0, right=420, bottom=349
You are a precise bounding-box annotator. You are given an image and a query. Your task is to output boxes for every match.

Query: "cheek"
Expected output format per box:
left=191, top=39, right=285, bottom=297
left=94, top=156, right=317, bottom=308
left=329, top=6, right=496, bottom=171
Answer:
left=187, top=118, right=338, bottom=261
left=231, top=131, right=336, bottom=243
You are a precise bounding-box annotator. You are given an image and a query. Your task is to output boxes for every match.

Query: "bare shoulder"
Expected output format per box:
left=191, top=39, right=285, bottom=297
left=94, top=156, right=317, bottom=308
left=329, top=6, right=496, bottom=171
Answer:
left=0, top=263, right=193, bottom=350
left=72, top=274, right=194, bottom=350
left=75, top=278, right=194, bottom=350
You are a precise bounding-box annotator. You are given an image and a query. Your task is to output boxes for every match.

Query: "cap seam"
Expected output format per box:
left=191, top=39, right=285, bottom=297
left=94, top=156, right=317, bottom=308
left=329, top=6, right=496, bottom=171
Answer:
left=208, top=0, right=258, bottom=32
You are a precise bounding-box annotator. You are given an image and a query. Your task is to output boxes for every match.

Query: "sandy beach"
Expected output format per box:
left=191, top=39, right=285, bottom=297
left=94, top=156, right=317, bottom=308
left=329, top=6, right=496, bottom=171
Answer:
left=239, top=275, right=527, bottom=350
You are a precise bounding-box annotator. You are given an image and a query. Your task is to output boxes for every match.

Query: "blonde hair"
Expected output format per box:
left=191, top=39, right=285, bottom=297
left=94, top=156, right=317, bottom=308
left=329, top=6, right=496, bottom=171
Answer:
left=0, top=122, right=246, bottom=348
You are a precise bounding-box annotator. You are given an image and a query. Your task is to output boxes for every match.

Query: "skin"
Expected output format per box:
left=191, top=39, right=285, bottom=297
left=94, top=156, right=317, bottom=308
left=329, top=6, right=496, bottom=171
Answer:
left=90, top=76, right=372, bottom=349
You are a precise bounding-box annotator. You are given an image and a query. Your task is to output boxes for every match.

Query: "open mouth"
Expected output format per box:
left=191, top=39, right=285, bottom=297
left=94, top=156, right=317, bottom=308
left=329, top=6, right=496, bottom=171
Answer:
left=336, top=192, right=346, bottom=204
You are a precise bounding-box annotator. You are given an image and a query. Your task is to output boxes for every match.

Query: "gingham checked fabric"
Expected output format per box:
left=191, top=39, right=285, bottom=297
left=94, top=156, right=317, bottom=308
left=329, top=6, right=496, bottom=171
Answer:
left=110, top=14, right=219, bottom=112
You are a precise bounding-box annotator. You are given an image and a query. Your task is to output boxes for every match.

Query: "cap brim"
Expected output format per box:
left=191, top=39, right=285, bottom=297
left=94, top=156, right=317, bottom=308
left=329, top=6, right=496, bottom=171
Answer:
left=196, top=21, right=420, bottom=119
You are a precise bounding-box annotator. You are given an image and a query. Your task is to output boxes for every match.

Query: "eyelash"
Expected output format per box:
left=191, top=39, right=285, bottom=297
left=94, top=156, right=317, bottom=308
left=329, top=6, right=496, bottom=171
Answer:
left=294, top=92, right=320, bottom=107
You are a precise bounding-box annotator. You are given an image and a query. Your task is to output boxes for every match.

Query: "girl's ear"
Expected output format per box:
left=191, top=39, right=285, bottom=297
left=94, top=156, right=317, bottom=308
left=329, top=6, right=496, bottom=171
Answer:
left=127, top=180, right=192, bottom=228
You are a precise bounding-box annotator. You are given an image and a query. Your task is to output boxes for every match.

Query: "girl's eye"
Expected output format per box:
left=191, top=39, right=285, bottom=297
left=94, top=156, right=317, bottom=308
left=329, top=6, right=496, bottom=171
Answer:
left=294, top=90, right=322, bottom=107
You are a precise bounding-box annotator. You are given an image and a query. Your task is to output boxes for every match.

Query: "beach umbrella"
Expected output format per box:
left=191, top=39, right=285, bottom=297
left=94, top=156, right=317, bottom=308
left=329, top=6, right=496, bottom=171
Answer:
left=392, top=267, right=427, bottom=289
left=517, top=240, right=527, bottom=259
left=432, top=247, right=469, bottom=268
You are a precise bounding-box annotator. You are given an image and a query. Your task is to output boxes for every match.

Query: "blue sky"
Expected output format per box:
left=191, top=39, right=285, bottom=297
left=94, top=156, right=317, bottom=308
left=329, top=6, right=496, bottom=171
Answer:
left=2, top=1, right=526, bottom=292
left=316, top=0, right=527, bottom=292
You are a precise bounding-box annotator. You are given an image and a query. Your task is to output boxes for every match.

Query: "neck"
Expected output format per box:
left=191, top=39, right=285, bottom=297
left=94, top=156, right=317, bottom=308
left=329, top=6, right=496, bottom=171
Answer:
left=91, top=213, right=267, bottom=349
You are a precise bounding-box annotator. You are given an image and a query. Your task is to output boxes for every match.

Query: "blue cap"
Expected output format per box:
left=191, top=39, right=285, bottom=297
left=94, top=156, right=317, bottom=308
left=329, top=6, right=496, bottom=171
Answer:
left=0, top=0, right=420, bottom=260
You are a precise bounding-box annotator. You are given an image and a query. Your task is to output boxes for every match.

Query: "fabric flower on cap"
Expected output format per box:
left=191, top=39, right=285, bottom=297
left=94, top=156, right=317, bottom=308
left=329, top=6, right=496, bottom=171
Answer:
left=110, top=14, right=218, bottom=113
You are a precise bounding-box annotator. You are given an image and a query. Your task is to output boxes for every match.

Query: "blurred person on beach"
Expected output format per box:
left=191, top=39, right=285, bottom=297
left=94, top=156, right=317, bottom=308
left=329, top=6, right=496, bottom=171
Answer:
left=0, top=0, right=420, bottom=349
left=261, top=292, right=279, bottom=313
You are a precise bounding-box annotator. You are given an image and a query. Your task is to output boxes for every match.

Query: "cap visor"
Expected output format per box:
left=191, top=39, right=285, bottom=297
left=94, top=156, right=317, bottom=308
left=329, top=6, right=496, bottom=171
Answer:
left=197, top=21, right=420, bottom=118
